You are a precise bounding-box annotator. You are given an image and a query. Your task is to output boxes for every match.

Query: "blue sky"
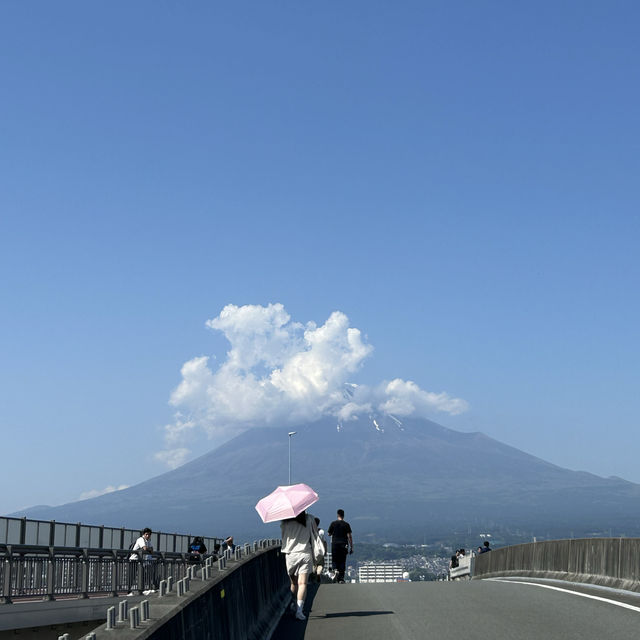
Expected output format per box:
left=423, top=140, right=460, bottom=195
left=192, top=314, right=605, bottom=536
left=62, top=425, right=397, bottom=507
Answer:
left=1, top=1, right=638, bottom=514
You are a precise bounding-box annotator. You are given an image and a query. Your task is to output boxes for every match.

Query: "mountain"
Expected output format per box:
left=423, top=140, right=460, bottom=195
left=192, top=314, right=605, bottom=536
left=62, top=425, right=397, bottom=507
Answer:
left=13, top=415, right=640, bottom=543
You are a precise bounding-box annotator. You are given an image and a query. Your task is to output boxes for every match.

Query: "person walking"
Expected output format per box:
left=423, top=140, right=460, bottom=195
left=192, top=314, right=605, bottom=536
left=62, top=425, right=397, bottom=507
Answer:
left=328, top=509, right=353, bottom=583
left=280, top=510, right=321, bottom=621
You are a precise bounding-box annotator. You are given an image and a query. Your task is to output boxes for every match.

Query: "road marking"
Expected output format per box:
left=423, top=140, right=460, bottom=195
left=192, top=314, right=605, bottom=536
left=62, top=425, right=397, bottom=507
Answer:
left=487, top=579, right=640, bottom=613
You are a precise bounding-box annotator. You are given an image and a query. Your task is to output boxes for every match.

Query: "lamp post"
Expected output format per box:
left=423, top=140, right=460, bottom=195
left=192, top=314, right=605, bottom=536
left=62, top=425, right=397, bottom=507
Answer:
left=288, top=431, right=297, bottom=485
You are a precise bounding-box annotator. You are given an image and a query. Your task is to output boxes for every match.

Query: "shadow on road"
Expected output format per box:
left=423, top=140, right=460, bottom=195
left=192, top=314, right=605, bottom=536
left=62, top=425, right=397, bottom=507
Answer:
left=324, top=610, right=394, bottom=618
left=271, top=582, right=320, bottom=640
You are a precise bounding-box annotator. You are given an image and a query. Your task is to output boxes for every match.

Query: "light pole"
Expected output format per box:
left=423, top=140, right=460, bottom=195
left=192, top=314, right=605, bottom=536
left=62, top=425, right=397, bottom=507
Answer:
left=288, top=431, right=297, bottom=485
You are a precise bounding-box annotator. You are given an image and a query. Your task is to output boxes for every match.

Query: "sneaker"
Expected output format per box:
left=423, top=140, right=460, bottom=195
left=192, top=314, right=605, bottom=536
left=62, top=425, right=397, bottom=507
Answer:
left=127, top=592, right=135, bottom=597
left=338, top=580, right=345, bottom=584
left=142, top=590, right=152, bottom=595
left=295, top=609, right=306, bottom=621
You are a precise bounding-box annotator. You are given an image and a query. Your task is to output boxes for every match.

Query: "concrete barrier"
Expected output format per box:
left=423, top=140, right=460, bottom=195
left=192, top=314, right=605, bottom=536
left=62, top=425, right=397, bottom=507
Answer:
left=473, top=538, right=640, bottom=592
left=86, top=543, right=289, bottom=639
left=449, top=554, right=472, bottom=580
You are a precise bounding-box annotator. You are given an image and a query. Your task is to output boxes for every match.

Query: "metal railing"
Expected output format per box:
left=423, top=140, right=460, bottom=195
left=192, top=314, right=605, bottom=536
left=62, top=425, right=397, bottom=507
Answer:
left=0, top=544, right=197, bottom=603
left=0, top=516, right=222, bottom=555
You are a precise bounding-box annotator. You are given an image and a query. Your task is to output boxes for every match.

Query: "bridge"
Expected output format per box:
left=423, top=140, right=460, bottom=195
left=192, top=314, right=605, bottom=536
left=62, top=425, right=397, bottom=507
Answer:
left=3, top=517, right=640, bottom=639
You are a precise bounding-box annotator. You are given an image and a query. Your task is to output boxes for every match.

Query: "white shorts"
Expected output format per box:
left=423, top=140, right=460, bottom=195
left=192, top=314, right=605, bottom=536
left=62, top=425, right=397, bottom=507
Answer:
left=285, top=551, right=312, bottom=577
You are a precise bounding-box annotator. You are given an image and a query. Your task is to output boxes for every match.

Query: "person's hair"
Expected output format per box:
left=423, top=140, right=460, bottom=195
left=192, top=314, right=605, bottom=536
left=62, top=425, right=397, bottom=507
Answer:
left=213, top=543, right=221, bottom=552
left=459, top=548, right=466, bottom=555
left=483, top=541, right=490, bottom=547
left=142, top=528, right=152, bottom=535
left=283, top=511, right=307, bottom=526
left=337, top=509, right=345, bottom=518
left=314, top=517, right=320, bottom=526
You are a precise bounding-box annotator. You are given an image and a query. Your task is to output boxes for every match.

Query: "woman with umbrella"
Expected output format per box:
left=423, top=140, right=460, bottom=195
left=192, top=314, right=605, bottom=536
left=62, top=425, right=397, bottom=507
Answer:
left=281, top=510, right=321, bottom=621
left=255, top=483, right=323, bottom=622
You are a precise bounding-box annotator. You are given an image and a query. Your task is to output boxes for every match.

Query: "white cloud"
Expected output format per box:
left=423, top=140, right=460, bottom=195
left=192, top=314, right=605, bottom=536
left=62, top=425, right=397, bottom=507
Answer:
left=154, top=448, right=190, bottom=470
left=156, top=303, right=468, bottom=466
left=78, top=485, right=129, bottom=501
left=377, top=379, right=468, bottom=416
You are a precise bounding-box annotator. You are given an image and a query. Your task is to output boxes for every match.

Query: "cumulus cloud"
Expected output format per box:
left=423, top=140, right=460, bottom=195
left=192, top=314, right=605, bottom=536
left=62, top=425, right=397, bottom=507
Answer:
left=156, top=303, right=468, bottom=466
left=78, top=485, right=129, bottom=501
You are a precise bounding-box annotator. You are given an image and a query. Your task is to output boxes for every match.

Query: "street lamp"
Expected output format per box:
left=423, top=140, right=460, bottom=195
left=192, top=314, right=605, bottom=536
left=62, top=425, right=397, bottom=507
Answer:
left=288, top=431, right=297, bottom=485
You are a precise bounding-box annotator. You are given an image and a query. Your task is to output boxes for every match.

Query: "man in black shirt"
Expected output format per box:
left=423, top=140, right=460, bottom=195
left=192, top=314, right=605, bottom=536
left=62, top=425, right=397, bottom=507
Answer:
left=327, top=509, right=353, bottom=583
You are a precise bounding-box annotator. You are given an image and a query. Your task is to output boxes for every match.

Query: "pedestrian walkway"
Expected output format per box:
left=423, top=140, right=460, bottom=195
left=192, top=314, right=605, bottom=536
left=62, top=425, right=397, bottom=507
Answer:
left=272, top=579, right=640, bottom=640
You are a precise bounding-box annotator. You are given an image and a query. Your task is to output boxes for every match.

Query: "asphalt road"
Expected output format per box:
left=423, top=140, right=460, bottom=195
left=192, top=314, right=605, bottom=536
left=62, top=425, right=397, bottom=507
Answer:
left=272, top=578, right=640, bottom=639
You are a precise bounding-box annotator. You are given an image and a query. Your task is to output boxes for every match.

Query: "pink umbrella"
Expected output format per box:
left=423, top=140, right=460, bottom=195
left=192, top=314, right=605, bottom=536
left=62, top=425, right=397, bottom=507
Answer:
left=255, top=483, right=319, bottom=523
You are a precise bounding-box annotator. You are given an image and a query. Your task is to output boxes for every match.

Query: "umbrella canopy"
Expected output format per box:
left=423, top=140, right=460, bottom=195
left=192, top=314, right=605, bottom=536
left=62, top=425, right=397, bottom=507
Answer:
left=255, top=483, right=319, bottom=524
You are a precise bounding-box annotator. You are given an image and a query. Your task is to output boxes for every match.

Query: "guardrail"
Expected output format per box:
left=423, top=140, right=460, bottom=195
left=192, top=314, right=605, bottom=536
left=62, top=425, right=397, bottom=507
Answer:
left=473, top=537, right=640, bottom=592
left=0, top=516, right=222, bottom=554
left=0, top=544, right=192, bottom=603
left=88, top=540, right=288, bottom=640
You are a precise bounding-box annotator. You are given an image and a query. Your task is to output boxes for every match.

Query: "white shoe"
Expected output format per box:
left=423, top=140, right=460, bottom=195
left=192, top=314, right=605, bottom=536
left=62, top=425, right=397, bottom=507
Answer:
left=295, top=609, right=306, bottom=621
left=127, top=592, right=135, bottom=597
left=142, top=590, right=152, bottom=595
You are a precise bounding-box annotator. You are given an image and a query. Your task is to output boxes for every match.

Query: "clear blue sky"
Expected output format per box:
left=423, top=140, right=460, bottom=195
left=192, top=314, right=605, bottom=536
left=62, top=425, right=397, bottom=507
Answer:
left=1, top=1, right=638, bottom=514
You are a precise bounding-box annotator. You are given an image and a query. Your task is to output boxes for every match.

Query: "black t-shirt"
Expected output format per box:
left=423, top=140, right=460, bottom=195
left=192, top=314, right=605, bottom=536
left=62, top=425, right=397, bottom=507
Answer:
left=328, top=519, right=352, bottom=545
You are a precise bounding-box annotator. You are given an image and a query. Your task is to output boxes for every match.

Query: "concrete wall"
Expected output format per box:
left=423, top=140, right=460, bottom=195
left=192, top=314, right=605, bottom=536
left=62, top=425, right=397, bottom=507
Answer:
left=146, top=548, right=288, bottom=640
left=88, top=545, right=290, bottom=640
left=473, top=538, right=640, bottom=592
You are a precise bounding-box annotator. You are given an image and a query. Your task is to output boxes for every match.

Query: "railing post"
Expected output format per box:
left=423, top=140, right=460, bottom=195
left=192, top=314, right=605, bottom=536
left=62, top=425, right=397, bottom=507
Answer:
left=80, top=548, right=90, bottom=599
left=46, top=547, right=55, bottom=601
left=19, top=518, right=26, bottom=545
left=2, top=546, right=13, bottom=603
left=111, top=550, right=119, bottom=597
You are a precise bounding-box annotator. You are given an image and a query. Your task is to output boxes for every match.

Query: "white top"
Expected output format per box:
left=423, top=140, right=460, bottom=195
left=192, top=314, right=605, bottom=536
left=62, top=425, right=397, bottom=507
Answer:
left=281, top=514, right=318, bottom=555
left=130, top=535, right=152, bottom=560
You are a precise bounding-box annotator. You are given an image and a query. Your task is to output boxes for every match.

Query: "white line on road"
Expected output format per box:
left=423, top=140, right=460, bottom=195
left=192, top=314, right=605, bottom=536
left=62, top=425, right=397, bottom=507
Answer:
left=487, top=579, right=640, bottom=614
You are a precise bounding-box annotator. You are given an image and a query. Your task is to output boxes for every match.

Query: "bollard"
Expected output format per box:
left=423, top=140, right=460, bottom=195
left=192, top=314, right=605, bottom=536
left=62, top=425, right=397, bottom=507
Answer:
left=130, top=606, right=140, bottom=629
left=167, top=575, right=173, bottom=592
left=177, top=578, right=184, bottom=597
left=57, top=635, right=70, bottom=640
left=118, top=599, right=128, bottom=623
left=85, top=634, right=97, bottom=640
left=218, top=557, right=226, bottom=571
left=202, top=564, right=210, bottom=580
left=141, top=599, right=150, bottom=621
left=159, top=579, right=167, bottom=597
left=106, top=606, right=116, bottom=630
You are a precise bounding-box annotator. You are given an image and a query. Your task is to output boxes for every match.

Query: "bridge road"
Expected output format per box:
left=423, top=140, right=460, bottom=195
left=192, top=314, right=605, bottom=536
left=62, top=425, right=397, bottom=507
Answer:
left=272, top=579, right=640, bottom=639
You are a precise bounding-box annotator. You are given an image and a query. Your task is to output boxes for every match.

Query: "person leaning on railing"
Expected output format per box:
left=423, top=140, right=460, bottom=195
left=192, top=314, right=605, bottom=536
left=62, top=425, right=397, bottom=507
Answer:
left=128, top=527, right=156, bottom=596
